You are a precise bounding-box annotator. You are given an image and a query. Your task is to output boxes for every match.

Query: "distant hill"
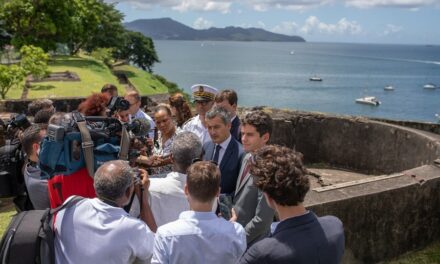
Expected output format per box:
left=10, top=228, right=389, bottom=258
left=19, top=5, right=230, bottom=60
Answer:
left=124, top=18, right=305, bottom=42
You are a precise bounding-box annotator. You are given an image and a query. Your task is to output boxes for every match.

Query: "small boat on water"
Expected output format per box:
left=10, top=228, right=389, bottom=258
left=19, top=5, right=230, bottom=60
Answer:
left=355, top=96, right=381, bottom=106
left=436, top=114, right=440, bottom=122
left=423, top=83, right=436, bottom=89
left=384, top=85, right=394, bottom=91
left=309, top=76, right=322, bottom=81
left=290, top=50, right=295, bottom=55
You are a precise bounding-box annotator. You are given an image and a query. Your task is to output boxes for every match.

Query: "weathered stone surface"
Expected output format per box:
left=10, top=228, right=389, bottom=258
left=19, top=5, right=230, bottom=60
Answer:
left=237, top=108, right=440, bottom=263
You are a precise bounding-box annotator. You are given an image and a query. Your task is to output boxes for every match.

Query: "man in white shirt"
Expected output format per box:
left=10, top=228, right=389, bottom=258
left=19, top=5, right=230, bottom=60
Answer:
left=131, top=131, right=203, bottom=227
left=182, top=84, right=218, bottom=144
left=125, top=90, right=156, bottom=138
left=152, top=161, right=246, bottom=264
left=54, top=160, right=156, bottom=264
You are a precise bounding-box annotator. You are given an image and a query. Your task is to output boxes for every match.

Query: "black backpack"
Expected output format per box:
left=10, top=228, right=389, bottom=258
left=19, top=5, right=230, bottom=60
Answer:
left=0, top=138, right=25, bottom=198
left=0, top=196, right=84, bottom=264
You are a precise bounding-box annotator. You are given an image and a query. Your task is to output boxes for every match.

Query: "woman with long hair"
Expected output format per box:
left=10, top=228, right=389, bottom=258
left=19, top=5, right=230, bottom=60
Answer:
left=77, top=93, right=110, bottom=116
left=168, top=93, right=192, bottom=128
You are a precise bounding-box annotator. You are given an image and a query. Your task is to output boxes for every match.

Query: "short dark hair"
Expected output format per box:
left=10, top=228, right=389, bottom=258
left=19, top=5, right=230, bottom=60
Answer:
left=34, top=109, right=54, bottom=124
left=101, top=83, right=117, bottom=93
left=21, top=124, right=44, bottom=156
left=242, top=110, right=273, bottom=137
left=215, top=89, right=237, bottom=106
left=28, top=99, right=53, bottom=116
left=251, top=145, right=309, bottom=206
left=154, top=104, right=172, bottom=116
left=186, top=161, right=220, bottom=203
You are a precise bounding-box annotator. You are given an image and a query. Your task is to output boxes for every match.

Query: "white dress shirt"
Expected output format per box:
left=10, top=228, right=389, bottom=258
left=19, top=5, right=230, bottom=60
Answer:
left=213, top=134, right=232, bottom=165
left=54, top=198, right=154, bottom=264
left=182, top=115, right=211, bottom=144
left=152, top=211, right=246, bottom=264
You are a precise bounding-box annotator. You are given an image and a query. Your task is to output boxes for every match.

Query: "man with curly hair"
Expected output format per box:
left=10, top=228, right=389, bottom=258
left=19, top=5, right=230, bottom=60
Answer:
left=239, top=145, right=345, bottom=264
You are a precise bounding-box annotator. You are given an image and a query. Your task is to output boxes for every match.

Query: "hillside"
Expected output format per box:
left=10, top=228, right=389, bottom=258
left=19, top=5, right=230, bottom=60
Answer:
left=124, top=18, right=305, bottom=42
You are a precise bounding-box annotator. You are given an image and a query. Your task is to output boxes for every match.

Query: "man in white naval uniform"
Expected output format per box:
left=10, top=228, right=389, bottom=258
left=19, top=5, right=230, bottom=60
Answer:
left=182, top=84, right=218, bottom=144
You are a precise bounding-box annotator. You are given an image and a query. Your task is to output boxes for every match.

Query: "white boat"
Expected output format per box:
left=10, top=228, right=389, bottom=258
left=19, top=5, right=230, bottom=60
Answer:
left=355, top=96, right=381, bottom=106
left=436, top=114, right=440, bottom=122
left=384, top=85, right=394, bottom=91
left=290, top=50, right=295, bottom=55
left=309, top=76, right=322, bottom=81
left=423, top=83, right=436, bottom=89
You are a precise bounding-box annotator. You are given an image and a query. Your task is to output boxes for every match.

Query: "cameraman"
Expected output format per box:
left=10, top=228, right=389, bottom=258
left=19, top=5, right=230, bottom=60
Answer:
left=20, top=124, right=50, bottom=209
left=54, top=160, right=156, bottom=264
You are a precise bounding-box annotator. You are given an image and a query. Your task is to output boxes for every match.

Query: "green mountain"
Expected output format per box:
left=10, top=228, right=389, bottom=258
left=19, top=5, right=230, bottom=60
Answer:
left=124, top=18, right=305, bottom=42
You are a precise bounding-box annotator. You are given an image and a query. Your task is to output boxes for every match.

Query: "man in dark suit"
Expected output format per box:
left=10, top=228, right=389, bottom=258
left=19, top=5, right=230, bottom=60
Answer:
left=239, top=145, right=345, bottom=264
left=203, top=106, right=244, bottom=195
left=233, top=111, right=274, bottom=246
left=214, top=89, right=241, bottom=142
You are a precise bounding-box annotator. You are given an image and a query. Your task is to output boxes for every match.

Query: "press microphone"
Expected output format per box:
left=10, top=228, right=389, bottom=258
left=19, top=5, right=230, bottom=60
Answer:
left=128, top=118, right=151, bottom=137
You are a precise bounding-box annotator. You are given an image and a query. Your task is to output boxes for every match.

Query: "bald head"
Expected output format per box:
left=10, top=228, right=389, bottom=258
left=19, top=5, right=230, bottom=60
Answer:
left=94, top=160, right=134, bottom=201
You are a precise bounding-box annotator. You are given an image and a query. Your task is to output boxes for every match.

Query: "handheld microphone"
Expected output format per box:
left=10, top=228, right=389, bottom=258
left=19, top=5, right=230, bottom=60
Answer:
left=128, top=118, right=151, bottom=137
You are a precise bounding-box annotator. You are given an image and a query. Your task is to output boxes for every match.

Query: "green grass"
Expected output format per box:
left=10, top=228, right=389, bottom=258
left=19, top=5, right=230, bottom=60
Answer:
left=24, top=56, right=122, bottom=99
left=386, top=242, right=440, bottom=264
left=112, top=64, right=169, bottom=95
left=0, top=198, right=16, bottom=237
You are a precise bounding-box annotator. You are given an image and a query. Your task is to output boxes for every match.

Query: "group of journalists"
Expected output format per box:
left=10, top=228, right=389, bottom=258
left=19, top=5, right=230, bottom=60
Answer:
left=1, top=83, right=345, bottom=263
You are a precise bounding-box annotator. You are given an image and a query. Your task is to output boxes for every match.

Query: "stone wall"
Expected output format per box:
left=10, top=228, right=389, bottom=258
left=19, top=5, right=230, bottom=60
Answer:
left=265, top=109, right=440, bottom=174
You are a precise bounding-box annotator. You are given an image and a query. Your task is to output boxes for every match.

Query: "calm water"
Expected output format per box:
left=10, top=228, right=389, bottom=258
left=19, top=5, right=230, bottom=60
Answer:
left=153, top=41, right=440, bottom=122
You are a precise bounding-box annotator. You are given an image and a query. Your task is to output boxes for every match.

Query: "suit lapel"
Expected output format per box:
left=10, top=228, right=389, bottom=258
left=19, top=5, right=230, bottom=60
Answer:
left=235, top=153, right=251, bottom=195
left=220, top=139, right=234, bottom=170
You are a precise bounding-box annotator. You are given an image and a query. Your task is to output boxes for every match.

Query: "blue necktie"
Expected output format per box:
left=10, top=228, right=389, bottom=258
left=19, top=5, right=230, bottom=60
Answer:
left=212, top=144, right=222, bottom=164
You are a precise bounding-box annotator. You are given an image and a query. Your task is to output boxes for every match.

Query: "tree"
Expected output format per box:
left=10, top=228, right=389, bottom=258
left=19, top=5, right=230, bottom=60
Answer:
left=0, top=64, right=24, bottom=99
left=20, top=45, right=49, bottom=80
left=115, top=31, right=160, bottom=72
left=0, top=0, right=76, bottom=51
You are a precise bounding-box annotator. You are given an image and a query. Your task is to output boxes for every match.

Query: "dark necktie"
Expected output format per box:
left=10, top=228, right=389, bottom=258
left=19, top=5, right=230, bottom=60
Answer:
left=212, top=144, right=222, bottom=164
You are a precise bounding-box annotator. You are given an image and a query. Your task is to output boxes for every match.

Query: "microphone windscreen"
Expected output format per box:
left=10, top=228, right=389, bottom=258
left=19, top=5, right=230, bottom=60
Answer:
left=131, top=118, right=150, bottom=137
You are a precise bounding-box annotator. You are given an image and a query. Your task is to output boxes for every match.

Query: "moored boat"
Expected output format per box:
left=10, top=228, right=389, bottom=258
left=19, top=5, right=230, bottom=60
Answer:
left=355, top=96, right=381, bottom=106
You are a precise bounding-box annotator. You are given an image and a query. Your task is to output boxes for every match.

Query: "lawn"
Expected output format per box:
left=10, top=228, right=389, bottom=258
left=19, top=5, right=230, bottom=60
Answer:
left=0, top=198, right=16, bottom=237
left=112, top=64, right=169, bottom=95
left=23, top=56, right=122, bottom=99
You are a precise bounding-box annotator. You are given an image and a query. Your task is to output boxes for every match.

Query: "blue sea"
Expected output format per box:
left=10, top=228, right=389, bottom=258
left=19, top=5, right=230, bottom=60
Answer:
left=153, top=41, right=440, bottom=123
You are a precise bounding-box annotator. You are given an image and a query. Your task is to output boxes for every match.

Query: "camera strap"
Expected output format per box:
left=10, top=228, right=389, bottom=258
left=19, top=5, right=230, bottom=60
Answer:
left=76, top=120, right=95, bottom=178
left=119, top=125, right=130, bottom=160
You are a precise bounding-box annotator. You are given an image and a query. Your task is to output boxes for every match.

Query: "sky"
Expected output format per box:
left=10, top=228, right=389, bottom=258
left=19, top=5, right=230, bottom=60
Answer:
left=107, top=0, right=440, bottom=45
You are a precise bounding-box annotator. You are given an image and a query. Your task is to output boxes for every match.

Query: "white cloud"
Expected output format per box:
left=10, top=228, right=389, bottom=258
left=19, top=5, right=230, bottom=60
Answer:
left=271, top=16, right=362, bottom=36
left=345, top=0, right=437, bottom=9
left=271, top=21, right=300, bottom=35
left=107, top=0, right=438, bottom=12
left=383, top=24, right=403, bottom=35
left=173, top=0, right=232, bottom=13
left=300, top=16, right=362, bottom=35
left=193, top=17, right=214, bottom=29
left=257, top=21, right=266, bottom=28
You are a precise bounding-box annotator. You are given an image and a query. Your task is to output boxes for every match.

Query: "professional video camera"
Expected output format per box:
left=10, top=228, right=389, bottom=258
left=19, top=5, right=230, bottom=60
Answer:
left=40, top=111, right=150, bottom=180
left=7, top=114, right=31, bottom=132
left=107, top=96, right=130, bottom=117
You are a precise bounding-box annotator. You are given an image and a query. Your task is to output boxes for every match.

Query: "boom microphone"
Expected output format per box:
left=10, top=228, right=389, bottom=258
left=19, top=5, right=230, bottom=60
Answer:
left=128, top=118, right=150, bottom=137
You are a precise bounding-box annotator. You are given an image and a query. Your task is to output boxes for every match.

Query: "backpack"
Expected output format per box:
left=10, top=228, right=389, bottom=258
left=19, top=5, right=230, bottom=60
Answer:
left=0, top=196, right=84, bottom=264
left=0, top=138, right=24, bottom=198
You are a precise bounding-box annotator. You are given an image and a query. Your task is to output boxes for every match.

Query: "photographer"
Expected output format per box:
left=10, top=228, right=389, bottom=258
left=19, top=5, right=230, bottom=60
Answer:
left=54, top=160, right=156, bottom=264
left=20, top=124, right=50, bottom=209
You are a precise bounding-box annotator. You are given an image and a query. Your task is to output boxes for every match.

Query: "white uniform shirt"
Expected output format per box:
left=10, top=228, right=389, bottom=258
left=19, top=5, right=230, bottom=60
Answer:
left=54, top=198, right=154, bottom=264
left=182, top=115, right=211, bottom=144
left=152, top=211, right=246, bottom=264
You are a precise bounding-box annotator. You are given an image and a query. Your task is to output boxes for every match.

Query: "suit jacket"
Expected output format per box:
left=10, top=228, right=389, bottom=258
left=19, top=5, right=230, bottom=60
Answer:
left=233, top=153, right=274, bottom=246
left=203, top=137, right=244, bottom=194
left=239, top=212, right=345, bottom=264
left=230, top=116, right=241, bottom=142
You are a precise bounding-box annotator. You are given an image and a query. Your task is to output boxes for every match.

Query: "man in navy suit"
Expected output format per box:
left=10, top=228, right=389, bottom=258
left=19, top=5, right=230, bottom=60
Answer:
left=203, top=106, right=244, bottom=195
left=239, top=145, right=345, bottom=264
left=214, top=89, right=241, bottom=142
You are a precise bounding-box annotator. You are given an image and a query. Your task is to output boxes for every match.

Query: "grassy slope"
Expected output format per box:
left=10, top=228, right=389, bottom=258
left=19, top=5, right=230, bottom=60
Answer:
left=0, top=199, right=16, bottom=237
left=112, top=64, right=169, bottom=95
left=6, top=56, right=169, bottom=99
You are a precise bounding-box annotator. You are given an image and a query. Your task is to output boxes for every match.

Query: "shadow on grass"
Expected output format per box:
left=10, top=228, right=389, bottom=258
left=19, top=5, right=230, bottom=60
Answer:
left=31, top=84, right=56, bottom=91
left=113, top=70, right=137, bottom=79
left=50, top=57, right=107, bottom=72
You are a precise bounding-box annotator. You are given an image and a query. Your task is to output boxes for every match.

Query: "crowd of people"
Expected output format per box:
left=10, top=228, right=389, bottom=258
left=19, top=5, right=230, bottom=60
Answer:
left=11, top=83, right=345, bottom=263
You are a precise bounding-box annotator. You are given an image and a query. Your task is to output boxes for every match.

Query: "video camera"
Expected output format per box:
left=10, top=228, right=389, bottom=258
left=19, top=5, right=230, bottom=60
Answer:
left=107, top=96, right=130, bottom=117
left=7, top=114, right=31, bottom=132
left=40, top=111, right=151, bottom=179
